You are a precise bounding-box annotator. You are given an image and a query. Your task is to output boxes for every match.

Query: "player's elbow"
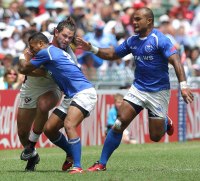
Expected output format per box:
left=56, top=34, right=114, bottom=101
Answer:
left=19, top=66, right=29, bottom=75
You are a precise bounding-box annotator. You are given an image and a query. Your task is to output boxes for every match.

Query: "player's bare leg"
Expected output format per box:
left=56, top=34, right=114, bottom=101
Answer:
left=17, top=108, right=37, bottom=147
left=17, top=108, right=40, bottom=171
left=44, top=113, right=73, bottom=171
left=21, top=90, right=60, bottom=160
left=149, top=118, right=165, bottom=142
left=20, top=91, right=60, bottom=171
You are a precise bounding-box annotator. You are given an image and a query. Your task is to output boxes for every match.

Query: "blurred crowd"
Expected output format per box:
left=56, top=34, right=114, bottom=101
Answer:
left=0, top=0, right=200, bottom=89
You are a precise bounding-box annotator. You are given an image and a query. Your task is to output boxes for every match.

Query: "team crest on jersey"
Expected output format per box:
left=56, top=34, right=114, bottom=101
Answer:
left=156, top=104, right=163, bottom=113
left=145, top=43, right=153, bottom=53
left=24, top=97, right=32, bottom=103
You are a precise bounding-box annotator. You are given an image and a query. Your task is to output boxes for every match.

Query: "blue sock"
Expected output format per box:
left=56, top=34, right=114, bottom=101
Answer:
left=100, top=129, right=122, bottom=166
left=68, top=137, right=82, bottom=168
left=164, top=116, right=168, bottom=133
left=51, top=131, right=72, bottom=157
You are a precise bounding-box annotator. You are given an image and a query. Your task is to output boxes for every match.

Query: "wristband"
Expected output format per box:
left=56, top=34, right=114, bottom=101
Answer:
left=180, top=81, right=188, bottom=90
left=19, top=54, right=25, bottom=60
left=89, top=43, right=99, bottom=54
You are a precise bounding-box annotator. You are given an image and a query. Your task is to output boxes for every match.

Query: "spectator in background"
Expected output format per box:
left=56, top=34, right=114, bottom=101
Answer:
left=2, top=54, right=14, bottom=68
left=159, top=15, right=181, bottom=51
left=71, top=0, right=87, bottom=32
left=0, top=0, right=4, bottom=20
left=14, top=10, right=31, bottom=34
left=54, top=1, right=69, bottom=23
left=13, top=73, right=25, bottom=89
left=0, top=54, right=5, bottom=77
left=0, top=37, right=17, bottom=57
left=105, top=93, right=137, bottom=144
left=81, top=52, right=97, bottom=80
left=14, top=31, right=31, bottom=57
left=83, top=20, right=117, bottom=70
left=191, top=10, right=200, bottom=33
left=90, top=4, right=112, bottom=27
left=122, top=0, right=133, bottom=15
left=176, top=26, right=190, bottom=46
left=25, top=0, right=40, bottom=18
left=111, top=2, right=122, bottom=20
left=191, top=47, right=200, bottom=76
left=170, top=0, right=194, bottom=21
left=5, top=1, right=21, bottom=24
left=0, top=66, right=18, bottom=89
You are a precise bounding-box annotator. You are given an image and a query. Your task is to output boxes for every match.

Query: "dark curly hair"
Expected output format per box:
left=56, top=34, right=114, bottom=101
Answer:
left=55, top=17, right=77, bottom=46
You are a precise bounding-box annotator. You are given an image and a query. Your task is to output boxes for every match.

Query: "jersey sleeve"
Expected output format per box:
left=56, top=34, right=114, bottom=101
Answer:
left=158, top=35, right=178, bottom=59
left=30, top=49, right=50, bottom=67
left=114, top=39, right=131, bottom=58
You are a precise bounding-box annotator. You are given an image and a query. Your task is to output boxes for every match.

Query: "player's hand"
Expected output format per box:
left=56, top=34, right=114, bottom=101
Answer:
left=181, top=88, right=194, bottom=104
left=22, top=47, right=34, bottom=62
left=76, top=37, right=91, bottom=51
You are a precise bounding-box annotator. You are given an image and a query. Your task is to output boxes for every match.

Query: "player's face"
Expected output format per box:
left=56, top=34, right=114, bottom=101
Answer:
left=133, top=9, right=150, bottom=34
left=55, top=27, right=75, bottom=50
left=115, top=99, right=123, bottom=110
left=29, top=39, right=44, bottom=56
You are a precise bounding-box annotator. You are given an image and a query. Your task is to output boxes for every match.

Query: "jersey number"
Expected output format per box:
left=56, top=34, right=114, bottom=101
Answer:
left=62, top=51, right=75, bottom=64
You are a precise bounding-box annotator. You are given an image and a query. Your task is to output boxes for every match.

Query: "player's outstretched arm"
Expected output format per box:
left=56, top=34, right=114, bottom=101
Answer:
left=168, top=53, right=194, bottom=104
left=76, top=37, right=120, bottom=60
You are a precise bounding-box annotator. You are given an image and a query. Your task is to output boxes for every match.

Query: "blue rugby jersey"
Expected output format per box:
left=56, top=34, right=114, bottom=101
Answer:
left=30, top=45, right=93, bottom=97
left=114, top=28, right=178, bottom=92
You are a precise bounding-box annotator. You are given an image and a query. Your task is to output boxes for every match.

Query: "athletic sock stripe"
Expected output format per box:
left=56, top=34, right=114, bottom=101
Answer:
left=68, top=138, right=80, bottom=144
left=51, top=132, right=62, bottom=143
left=33, top=129, right=42, bottom=134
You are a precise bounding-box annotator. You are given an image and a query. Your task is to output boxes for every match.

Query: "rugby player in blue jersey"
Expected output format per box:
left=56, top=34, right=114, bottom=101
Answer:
left=19, top=18, right=80, bottom=172
left=19, top=32, right=97, bottom=173
left=76, top=7, right=194, bottom=171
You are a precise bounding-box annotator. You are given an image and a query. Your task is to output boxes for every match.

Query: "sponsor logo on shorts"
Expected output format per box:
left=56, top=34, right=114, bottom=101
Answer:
left=24, top=97, right=32, bottom=103
left=127, top=93, right=135, bottom=99
left=156, top=104, right=163, bottom=113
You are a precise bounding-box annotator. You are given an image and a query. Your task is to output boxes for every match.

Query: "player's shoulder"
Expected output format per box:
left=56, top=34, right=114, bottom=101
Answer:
left=127, top=34, right=139, bottom=41
left=124, top=34, right=139, bottom=46
left=150, top=29, right=170, bottom=46
left=151, top=29, right=168, bottom=40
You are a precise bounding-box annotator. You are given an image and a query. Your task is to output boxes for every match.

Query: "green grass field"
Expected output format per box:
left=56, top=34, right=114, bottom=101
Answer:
left=0, top=141, right=200, bottom=181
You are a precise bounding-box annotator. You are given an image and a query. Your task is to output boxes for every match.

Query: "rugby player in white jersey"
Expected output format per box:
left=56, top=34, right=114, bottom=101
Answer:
left=17, top=17, right=77, bottom=171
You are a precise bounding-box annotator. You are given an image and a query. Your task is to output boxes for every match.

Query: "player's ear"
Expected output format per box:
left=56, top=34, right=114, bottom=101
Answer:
left=39, top=40, right=44, bottom=47
left=54, top=29, right=58, bottom=37
left=148, top=18, right=153, bottom=25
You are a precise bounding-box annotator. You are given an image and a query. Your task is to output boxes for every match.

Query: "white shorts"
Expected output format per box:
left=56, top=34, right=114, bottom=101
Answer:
left=19, top=85, right=62, bottom=109
left=124, top=85, right=170, bottom=119
left=56, top=87, right=97, bottom=117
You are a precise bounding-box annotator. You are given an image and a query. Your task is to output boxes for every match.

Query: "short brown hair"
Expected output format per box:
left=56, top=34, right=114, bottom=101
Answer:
left=114, top=93, right=124, bottom=102
left=4, top=54, right=13, bottom=61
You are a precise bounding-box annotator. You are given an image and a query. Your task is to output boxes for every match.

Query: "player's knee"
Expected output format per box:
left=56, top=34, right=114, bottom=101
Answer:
left=64, top=119, right=75, bottom=133
left=149, top=132, right=162, bottom=142
left=43, top=122, right=54, bottom=137
left=37, top=101, right=50, bottom=114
